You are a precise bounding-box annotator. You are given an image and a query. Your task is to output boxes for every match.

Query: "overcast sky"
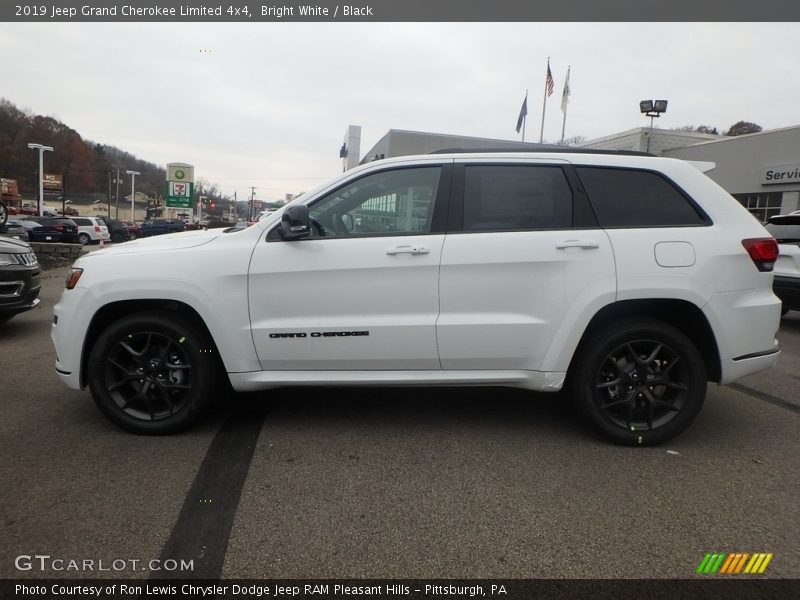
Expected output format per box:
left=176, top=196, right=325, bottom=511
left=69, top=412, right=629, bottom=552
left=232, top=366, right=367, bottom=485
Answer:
left=1, top=22, right=798, bottom=200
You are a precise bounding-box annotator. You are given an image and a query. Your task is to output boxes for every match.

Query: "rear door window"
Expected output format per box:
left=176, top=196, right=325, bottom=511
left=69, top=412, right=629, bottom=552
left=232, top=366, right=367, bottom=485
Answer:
left=462, top=165, right=573, bottom=231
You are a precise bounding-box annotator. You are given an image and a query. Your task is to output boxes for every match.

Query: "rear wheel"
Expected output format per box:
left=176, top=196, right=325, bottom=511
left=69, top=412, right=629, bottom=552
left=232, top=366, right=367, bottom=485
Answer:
left=78, top=233, right=91, bottom=245
left=87, top=311, right=220, bottom=434
left=570, top=318, right=706, bottom=446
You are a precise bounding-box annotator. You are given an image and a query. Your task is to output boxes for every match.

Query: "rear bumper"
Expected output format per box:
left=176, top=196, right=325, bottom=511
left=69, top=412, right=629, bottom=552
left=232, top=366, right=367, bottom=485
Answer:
left=703, top=287, right=782, bottom=384
left=723, top=347, right=781, bottom=382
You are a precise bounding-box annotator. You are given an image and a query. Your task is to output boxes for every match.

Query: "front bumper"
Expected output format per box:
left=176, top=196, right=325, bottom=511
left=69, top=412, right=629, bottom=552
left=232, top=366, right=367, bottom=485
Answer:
left=0, top=264, right=41, bottom=317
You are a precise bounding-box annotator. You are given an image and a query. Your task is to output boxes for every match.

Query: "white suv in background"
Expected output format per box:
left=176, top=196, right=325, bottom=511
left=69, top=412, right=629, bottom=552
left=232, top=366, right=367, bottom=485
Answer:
left=51, top=149, right=781, bottom=445
left=766, top=211, right=800, bottom=315
left=71, top=216, right=110, bottom=245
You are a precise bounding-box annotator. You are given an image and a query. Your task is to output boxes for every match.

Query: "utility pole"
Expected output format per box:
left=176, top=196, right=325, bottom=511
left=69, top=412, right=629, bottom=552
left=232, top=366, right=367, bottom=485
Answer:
left=250, top=186, right=256, bottom=221
left=115, top=166, right=121, bottom=219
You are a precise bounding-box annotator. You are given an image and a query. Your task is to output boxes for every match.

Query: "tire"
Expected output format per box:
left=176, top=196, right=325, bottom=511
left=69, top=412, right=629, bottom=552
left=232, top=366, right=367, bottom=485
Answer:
left=0, top=201, right=7, bottom=228
left=78, top=233, right=91, bottom=245
left=569, top=318, right=706, bottom=446
left=87, top=311, right=220, bottom=434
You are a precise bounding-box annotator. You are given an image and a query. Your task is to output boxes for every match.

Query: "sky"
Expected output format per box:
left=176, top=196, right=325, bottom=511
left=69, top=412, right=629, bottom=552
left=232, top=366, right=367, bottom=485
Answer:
left=1, top=22, right=799, bottom=201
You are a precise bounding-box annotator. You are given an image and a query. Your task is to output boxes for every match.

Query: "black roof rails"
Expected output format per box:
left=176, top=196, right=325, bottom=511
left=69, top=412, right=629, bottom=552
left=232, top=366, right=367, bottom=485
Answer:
left=429, top=147, right=654, bottom=157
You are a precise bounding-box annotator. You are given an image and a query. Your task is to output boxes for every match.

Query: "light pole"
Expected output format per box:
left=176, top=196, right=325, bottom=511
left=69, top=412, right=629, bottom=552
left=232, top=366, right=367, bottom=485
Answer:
left=126, top=170, right=140, bottom=221
left=27, top=143, right=53, bottom=216
left=639, top=99, right=668, bottom=153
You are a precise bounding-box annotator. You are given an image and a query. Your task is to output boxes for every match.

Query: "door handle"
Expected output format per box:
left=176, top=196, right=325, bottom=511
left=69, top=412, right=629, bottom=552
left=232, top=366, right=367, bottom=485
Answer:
left=555, top=240, right=600, bottom=250
left=386, top=245, right=430, bottom=255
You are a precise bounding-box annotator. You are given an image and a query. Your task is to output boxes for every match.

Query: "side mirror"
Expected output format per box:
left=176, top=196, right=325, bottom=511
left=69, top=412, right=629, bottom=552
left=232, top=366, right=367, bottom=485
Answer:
left=279, top=204, right=311, bottom=240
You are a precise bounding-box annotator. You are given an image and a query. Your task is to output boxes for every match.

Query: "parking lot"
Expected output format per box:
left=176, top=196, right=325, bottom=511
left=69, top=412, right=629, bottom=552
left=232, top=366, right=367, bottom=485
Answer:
left=1, top=261, right=798, bottom=581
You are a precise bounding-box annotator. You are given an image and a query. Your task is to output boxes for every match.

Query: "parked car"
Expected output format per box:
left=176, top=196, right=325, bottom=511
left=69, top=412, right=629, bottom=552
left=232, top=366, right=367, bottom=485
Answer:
left=27, top=217, right=80, bottom=243
left=1, top=219, right=30, bottom=242
left=52, top=149, right=781, bottom=444
left=72, top=217, right=110, bottom=245
left=140, top=218, right=187, bottom=237
left=122, top=220, right=143, bottom=239
left=0, top=236, right=40, bottom=325
left=97, top=217, right=132, bottom=243
left=766, top=212, right=800, bottom=315
left=17, top=218, right=64, bottom=243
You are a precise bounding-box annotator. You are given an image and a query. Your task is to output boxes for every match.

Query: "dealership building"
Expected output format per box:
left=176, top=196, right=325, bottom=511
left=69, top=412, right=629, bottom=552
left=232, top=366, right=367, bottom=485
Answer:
left=349, top=125, right=800, bottom=223
left=662, top=126, right=800, bottom=222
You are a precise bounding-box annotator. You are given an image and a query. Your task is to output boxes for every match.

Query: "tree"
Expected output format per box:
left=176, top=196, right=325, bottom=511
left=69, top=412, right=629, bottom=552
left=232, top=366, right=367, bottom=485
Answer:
left=696, top=125, right=719, bottom=134
left=725, top=121, right=762, bottom=136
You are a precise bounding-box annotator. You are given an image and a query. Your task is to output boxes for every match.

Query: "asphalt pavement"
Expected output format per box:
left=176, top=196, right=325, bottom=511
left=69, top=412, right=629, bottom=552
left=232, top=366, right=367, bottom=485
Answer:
left=1, top=263, right=798, bottom=582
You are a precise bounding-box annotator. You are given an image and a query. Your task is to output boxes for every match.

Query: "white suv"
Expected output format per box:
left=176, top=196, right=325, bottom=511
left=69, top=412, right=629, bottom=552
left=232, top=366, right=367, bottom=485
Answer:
left=766, top=211, right=800, bottom=315
left=71, top=216, right=110, bottom=245
left=51, top=150, right=781, bottom=444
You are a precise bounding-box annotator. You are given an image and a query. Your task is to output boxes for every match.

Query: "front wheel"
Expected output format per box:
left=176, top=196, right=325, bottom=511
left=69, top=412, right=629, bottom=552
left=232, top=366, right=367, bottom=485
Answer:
left=570, top=318, right=707, bottom=446
left=87, top=311, right=220, bottom=434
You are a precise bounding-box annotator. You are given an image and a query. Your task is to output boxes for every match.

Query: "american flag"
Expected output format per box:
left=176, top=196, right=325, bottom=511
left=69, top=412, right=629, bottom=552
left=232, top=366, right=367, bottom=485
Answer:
left=546, top=63, right=554, bottom=97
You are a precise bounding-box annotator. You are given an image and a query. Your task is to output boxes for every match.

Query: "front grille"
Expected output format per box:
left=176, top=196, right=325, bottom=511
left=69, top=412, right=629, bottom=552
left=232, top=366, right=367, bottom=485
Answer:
left=17, top=252, right=38, bottom=266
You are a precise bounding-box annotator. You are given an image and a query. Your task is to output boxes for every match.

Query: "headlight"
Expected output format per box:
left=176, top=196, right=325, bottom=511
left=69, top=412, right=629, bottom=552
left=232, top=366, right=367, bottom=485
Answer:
left=0, top=254, right=17, bottom=266
left=65, top=268, right=84, bottom=289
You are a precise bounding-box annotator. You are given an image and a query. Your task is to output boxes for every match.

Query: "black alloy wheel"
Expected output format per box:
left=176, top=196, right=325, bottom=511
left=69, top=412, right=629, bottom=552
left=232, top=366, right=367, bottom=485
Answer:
left=571, top=318, right=706, bottom=446
left=88, top=311, right=219, bottom=434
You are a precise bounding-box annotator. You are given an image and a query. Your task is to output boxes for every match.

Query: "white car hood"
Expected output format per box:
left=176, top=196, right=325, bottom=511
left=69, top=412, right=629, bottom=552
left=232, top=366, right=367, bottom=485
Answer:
left=85, top=229, right=221, bottom=257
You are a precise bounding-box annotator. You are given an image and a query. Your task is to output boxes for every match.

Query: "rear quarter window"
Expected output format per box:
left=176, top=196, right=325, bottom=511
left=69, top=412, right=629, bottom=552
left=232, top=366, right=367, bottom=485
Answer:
left=576, top=167, right=708, bottom=228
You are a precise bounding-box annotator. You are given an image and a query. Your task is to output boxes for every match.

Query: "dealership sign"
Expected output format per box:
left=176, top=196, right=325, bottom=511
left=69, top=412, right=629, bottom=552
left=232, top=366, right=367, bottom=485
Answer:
left=762, top=164, right=800, bottom=185
left=43, top=173, right=63, bottom=190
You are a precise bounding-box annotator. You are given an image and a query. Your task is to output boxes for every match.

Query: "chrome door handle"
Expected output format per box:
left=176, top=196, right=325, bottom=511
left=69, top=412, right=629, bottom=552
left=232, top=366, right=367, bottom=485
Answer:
left=555, top=240, right=600, bottom=250
left=386, top=245, right=430, bottom=255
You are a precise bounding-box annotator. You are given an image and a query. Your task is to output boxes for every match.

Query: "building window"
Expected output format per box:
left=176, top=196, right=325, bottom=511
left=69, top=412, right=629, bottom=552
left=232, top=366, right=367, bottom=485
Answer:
left=732, top=192, right=783, bottom=223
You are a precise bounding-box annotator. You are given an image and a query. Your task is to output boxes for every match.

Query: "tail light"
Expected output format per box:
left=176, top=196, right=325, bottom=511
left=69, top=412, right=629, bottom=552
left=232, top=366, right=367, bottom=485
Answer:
left=741, top=238, right=778, bottom=272
left=94, top=226, right=101, bottom=232
left=54, top=224, right=64, bottom=231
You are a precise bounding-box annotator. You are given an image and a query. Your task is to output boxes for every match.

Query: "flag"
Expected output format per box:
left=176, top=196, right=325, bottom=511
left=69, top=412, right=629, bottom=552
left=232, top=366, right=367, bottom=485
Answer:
left=561, top=67, right=571, bottom=113
left=546, top=63, right=554, bottom=97
left=515, top=93, right=528, bottom=133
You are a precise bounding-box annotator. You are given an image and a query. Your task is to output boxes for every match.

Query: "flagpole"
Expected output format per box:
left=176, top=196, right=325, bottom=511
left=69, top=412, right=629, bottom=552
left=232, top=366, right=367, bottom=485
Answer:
left=539, top=58, right=549, bottom=144
left=560, top=66, right=570, bottom=144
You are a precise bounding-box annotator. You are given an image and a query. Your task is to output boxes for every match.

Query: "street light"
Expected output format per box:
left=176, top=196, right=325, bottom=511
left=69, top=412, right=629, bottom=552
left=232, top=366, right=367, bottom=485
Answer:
left=126, top=170, right=140, bottom=221
left=639, top=99, right=668, bottom=153
left=27, top=143, right=53, bottom=216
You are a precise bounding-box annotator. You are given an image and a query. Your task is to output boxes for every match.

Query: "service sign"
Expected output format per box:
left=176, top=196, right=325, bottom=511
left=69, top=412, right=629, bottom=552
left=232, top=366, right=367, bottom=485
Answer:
left=762, top=164, right=800, bottom=185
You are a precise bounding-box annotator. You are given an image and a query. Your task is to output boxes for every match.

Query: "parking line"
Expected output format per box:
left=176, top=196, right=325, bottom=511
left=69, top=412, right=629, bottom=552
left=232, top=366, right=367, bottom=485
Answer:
left=154, top=398, right=268, bottom=579
left=728, top=383, right=800, bottom=414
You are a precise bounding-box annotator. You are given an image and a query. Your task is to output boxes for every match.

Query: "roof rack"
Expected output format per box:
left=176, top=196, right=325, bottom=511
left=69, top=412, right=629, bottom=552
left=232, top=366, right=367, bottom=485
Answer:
left=429, top=147, right=654, bottom=157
